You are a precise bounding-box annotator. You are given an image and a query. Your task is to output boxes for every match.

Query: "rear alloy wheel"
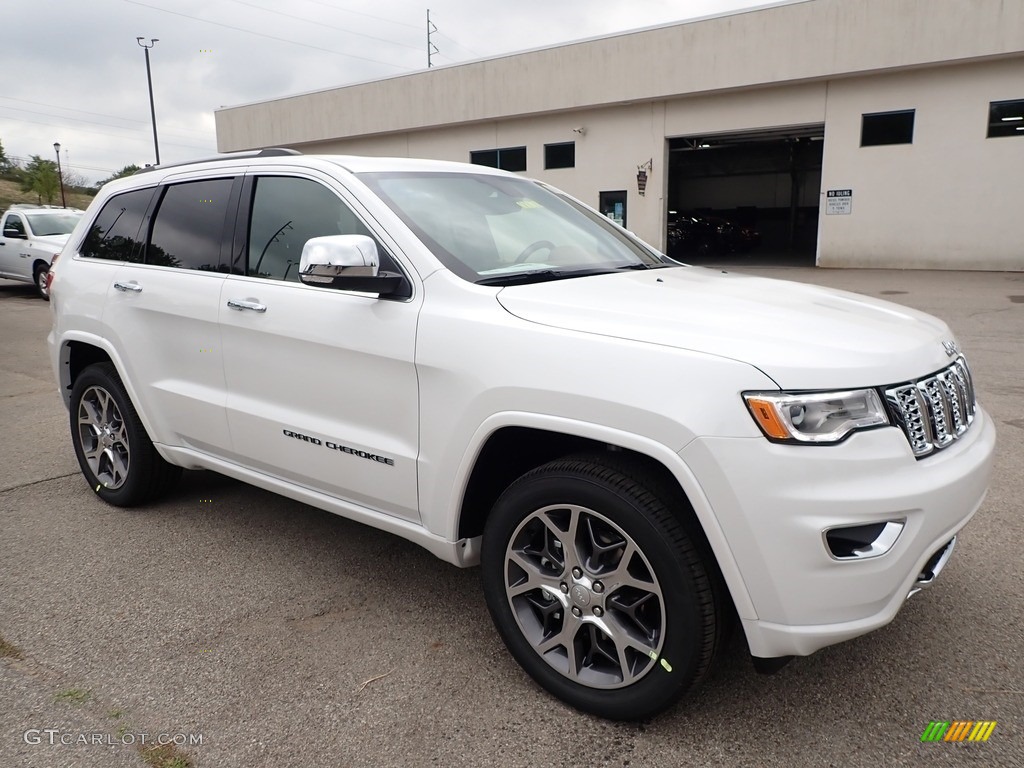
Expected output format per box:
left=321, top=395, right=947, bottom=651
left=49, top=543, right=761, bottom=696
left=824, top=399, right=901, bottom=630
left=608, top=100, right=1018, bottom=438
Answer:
left=33, top=264, right=50, bottom=300
left=70, top=363, right=181, bottom=506
left=482, top=456, right=721, bottom=720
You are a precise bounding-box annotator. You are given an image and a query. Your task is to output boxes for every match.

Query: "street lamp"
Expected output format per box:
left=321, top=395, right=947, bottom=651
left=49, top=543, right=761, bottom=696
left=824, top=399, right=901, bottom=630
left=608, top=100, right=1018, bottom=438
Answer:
left=136, top=37, right=161, bottom=166
left=53, top=142, right=67, bottom=208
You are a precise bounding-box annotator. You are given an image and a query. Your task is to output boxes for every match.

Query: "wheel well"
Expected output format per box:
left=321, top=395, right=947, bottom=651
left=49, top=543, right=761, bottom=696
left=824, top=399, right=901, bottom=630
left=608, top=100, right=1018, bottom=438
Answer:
left=458, top=426, right=738, bottom=650
left=66, top=342, right=113, bottom=392
left=457, top=427, right=691, bottom=541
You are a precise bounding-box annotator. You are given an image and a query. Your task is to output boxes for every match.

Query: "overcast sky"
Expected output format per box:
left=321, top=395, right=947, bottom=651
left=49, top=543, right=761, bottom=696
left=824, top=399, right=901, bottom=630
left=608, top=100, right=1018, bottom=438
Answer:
left=4, top=0, right=774, bottom=185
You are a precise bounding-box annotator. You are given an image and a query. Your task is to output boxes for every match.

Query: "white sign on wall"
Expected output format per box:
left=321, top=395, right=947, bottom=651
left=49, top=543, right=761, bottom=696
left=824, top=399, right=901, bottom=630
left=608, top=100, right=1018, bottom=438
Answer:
left=826, top=189, right=853, bottom=215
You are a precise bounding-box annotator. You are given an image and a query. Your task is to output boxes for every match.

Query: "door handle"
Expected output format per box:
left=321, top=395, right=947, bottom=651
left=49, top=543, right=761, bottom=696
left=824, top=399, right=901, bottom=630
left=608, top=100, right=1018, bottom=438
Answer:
left=226, top=299, right=267, bottom=313
left=113, top=281, right=143, bottom=293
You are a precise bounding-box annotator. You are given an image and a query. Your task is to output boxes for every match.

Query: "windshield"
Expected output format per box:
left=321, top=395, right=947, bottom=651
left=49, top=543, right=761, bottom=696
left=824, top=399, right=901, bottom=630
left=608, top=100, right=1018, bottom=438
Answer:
left=359, top=171, right=668, bottom=284
left=25, top=211, right=82, bottom=237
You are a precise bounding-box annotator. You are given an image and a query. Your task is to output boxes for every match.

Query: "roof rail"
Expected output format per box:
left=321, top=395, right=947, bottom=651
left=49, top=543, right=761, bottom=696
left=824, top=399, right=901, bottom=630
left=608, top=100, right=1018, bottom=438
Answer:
left=133, top=147, right=302, bottom=175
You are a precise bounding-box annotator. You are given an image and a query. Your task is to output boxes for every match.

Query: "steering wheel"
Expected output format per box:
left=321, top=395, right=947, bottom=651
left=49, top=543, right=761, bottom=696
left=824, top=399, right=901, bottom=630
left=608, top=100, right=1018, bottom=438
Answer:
left=514, top=240, right=556, bottom=263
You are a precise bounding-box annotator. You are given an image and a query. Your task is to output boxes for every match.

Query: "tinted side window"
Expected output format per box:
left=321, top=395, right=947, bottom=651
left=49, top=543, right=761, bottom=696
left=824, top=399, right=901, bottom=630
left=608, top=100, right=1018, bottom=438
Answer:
left=247, top=176, right=373, bottom=281
left=147, top=178, right=233, bottom=270
left=81, top=188, right=155, bottom=261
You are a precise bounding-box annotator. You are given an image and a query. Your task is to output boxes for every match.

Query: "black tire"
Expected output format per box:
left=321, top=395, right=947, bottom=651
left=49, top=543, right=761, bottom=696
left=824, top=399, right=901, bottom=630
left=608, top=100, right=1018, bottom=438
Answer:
left=481, top=455, right=721, bottom=720
left=33, top=264, right=50, bottom=300
left=69, top=362, right=182, bottom=507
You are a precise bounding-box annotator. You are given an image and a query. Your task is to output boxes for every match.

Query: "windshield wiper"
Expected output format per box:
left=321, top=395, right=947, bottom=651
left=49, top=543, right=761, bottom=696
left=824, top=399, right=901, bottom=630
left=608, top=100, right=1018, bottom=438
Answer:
left=476, top=268, right=619, bottom=286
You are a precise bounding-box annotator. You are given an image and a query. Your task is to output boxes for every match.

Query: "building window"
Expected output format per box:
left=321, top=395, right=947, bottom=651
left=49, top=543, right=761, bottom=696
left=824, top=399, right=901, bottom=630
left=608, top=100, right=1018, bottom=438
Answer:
left=987, top=99, right=1024, bottom=138
left=470, top=146, right=527, bottom=172
left=599, top=191, right=627, bottom=228
left=861, top=110, right=915, bottom=146
left=544, top=142, right=575, bottom=169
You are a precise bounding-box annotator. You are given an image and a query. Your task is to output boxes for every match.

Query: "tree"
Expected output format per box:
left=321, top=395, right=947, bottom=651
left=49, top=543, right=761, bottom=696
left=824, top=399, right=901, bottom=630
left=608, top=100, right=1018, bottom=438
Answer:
left=95, top=164, right=141, bottom=189
left=0, top=138, right=13, bottom=175
left=20, top=156, right=60, bottom=205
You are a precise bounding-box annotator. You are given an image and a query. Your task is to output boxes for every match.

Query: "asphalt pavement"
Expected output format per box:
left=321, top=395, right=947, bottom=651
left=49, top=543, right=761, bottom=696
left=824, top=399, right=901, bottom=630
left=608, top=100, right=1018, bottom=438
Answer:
left=1, top=266, right=1021, bottom=768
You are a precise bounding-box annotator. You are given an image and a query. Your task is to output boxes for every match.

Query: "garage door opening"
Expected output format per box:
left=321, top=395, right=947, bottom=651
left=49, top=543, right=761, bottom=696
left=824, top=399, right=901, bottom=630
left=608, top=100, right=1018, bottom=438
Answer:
left=667, top=125, right=824, bottom=265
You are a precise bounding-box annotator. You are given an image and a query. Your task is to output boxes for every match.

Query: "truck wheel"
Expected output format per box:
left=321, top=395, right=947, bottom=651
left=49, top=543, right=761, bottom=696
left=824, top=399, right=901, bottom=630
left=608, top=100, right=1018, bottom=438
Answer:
left=69, top=363, right=181, bottom=507
left=34, top=264, right=50, bottom=300
left=481, top=456, right=721, bottom=720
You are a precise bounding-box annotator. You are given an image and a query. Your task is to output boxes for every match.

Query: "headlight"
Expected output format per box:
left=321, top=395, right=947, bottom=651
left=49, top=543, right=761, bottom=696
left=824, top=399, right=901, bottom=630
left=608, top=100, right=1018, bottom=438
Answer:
left=743, top=389, right=889, bottom=444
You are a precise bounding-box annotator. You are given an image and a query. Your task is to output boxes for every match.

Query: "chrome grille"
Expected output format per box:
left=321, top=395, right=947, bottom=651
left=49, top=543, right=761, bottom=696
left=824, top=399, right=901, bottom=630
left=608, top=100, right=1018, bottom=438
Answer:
left=884, top=357, right=976, bottom=458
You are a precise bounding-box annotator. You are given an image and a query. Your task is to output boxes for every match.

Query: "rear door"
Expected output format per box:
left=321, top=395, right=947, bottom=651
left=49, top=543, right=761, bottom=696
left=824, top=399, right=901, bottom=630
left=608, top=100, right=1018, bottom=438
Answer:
left=218, top=169, right=421, bottom=522
left=101, top=174, right=238, bottom=454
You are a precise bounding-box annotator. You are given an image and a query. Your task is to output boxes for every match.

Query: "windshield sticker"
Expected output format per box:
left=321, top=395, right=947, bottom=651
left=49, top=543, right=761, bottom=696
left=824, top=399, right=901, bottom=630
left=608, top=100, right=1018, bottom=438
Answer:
left=516, top=199, right=541, bottom=209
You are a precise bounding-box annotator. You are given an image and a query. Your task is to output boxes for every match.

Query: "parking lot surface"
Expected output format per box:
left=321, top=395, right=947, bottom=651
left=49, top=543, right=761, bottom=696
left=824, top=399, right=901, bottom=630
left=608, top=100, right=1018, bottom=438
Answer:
left=1, top=266, right=1021, bottom=768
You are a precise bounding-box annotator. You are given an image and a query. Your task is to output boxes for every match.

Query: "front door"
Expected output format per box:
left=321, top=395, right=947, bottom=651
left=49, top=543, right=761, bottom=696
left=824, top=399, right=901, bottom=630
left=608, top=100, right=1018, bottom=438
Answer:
left=218, top=172, right=420, bottom=522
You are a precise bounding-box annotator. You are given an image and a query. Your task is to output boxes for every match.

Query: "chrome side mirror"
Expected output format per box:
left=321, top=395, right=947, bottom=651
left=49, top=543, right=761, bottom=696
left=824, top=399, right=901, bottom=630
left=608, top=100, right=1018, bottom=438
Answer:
left=298, top=235, right=403, bottom=295
left=299, top=234, right=380, bottom=283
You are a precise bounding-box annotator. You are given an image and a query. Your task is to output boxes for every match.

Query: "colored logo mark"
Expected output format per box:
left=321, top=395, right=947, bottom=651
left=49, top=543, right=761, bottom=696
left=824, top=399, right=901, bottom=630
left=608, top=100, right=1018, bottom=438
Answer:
left=921, top=721, right=997, bottom=742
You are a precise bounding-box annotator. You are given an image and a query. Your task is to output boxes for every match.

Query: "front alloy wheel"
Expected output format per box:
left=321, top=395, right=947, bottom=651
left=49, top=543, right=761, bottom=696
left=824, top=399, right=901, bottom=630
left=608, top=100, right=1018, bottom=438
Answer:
left=482, top=456, right=722, bottom=720
left=504, top=503, right=666, bottom=689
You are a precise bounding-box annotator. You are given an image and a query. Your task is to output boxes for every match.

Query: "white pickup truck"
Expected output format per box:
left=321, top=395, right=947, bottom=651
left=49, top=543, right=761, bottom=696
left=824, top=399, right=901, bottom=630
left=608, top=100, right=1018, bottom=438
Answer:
left=47, top=151, right=996, bottom=720
left=0, top=205, right=82, bottom=298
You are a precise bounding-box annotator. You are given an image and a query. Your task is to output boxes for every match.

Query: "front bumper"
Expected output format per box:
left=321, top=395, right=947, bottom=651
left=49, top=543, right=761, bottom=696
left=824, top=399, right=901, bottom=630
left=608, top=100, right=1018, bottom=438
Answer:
left=680, top=406, right=996, bottom=658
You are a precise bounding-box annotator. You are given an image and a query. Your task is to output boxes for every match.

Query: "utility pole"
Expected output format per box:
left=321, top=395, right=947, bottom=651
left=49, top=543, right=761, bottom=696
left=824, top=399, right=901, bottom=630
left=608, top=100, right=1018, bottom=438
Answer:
left=427, top=10, right=438, bottom=68
left=137, top=37, right=161, bottom=166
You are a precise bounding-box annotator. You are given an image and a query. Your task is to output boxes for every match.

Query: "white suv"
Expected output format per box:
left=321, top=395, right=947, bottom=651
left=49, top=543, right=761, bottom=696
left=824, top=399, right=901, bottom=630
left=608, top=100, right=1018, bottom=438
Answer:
left=47, top=150, right=995, bottom=720
left=0, top=205, right=83, bottom=298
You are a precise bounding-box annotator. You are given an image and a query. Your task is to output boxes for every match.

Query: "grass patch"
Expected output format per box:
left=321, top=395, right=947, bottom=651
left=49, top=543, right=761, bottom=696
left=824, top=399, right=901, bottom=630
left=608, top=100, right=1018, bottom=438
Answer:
left=0, top=633, right=23, bottom=659
left=140, top=742, right=192, bottom=768
left=108, top=707, right=127, bottom=719
left=54, top=688, right=91, bottom=704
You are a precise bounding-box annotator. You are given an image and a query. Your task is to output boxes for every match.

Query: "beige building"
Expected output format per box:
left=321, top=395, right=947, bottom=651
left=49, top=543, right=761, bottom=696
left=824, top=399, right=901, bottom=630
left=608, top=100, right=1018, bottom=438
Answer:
left=215, top=0, right=1024, bottom=270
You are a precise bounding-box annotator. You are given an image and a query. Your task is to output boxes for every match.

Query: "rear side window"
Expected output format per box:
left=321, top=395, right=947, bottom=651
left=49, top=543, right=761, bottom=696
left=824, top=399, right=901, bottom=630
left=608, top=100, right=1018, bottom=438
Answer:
left=147, top=178, right=234, bottom=271
left=81, top=188, right=155, bottom=261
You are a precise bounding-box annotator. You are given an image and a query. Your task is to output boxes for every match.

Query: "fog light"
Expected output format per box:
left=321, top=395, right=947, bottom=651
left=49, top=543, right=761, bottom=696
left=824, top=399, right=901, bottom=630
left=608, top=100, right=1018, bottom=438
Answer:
left=824, top=520, right=905, bottom=560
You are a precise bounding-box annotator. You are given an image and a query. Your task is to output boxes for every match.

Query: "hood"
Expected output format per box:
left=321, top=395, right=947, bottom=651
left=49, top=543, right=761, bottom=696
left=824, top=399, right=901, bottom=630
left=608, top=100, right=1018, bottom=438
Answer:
left=496, top=266, right=956, bottom=390
left=32, top=233, right=72, bottom=250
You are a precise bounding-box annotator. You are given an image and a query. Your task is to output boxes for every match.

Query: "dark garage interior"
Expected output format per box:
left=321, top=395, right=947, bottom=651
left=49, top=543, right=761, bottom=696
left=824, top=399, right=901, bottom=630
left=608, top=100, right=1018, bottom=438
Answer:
left=666, top=125, right=824, bottom=265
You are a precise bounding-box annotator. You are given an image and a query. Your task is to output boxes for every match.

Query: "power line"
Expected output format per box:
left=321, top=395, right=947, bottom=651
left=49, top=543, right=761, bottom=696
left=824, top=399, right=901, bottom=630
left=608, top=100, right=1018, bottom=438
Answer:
left=0, top=104, right=214, bottom=144
left=3, top=115, right=213, bottom=153
left=435, top=32, right=484, bottom=59
left=0, top=104, right=155, bottom=135
left=123, top=0, right=408, bottom=70
left=9, top=155, right=118, bottom=175
left=0, top=96, right=144, bottom=125
left=221, top=0, right=423, bottom=52
left=0, top=95, right=211, bottom=139
left=296, top=0, right=422, bottom=31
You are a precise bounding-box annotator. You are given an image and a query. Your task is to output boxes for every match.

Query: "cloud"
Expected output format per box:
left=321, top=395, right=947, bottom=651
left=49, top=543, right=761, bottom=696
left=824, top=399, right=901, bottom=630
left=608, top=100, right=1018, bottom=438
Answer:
left=3, top=0, right=764, bottom=184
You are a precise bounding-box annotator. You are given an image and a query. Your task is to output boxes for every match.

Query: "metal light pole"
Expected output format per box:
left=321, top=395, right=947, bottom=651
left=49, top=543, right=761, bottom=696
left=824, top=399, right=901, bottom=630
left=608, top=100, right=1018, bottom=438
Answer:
left=53, top=142, right=67, bottom=208
left=136, top=37, right=161, bottom=166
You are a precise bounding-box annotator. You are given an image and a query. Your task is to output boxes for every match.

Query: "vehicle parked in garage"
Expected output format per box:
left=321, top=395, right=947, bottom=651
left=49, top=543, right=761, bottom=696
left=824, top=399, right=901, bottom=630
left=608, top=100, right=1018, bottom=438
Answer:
left=667, top=210, right=760, bottom=258
left=0, top=205, right=83, bottom=298
left=47, top=150, right=994, bottom=720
